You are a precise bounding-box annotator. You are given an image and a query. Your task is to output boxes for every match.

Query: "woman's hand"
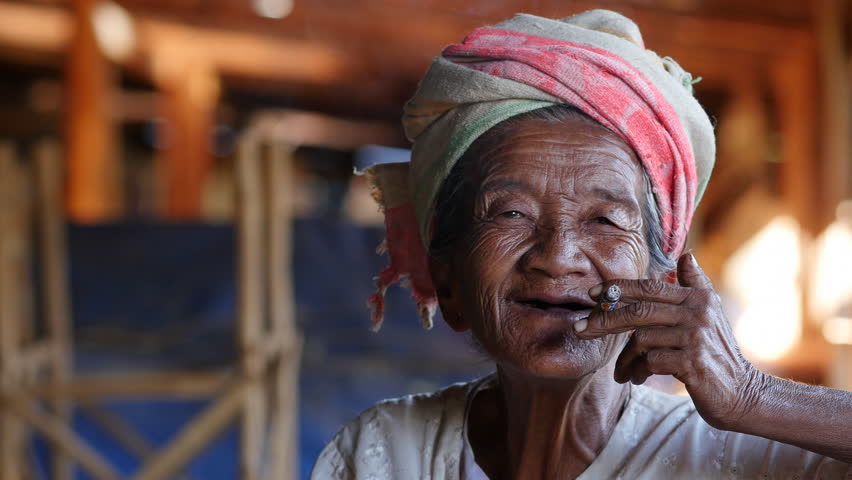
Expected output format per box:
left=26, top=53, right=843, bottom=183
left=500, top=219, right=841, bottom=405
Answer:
left=574, top=252, right=763, bottom=430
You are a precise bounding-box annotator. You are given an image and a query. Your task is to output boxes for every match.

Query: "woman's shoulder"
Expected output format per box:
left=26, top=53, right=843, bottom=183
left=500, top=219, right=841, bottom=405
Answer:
left=309, top=376, right=488, bottom=480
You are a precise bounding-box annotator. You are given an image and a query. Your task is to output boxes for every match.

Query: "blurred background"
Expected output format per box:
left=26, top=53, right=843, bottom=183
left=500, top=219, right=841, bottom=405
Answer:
left=0, top=0, right=850, bottom=479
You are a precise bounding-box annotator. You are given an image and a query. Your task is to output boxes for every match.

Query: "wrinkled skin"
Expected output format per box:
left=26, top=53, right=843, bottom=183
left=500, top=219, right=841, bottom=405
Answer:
left=429, top=115, right=852, bottom=478
left=435, top=115, right=649, bottom=380
left=577, top=255, right=759, bottom=432
left=431, top=115, right=662, bottom=478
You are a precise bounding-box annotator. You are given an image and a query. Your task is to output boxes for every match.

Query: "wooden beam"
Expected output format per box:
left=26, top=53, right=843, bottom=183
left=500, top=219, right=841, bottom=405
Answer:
left=65, top=0, right=121, bottom=222
left=0, top=1, right=358, bottom=85
left=140, top=19, right=357, bottom=87
left=154, top=60, right=219, bottom=220
left=0, top=1, right=812, bottom=86
left=0, top=2, right=71, bottom=55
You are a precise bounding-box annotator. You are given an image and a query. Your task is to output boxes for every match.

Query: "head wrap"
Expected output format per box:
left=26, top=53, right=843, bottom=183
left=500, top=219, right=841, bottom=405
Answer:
left=366, top=9, right=716, bottom=331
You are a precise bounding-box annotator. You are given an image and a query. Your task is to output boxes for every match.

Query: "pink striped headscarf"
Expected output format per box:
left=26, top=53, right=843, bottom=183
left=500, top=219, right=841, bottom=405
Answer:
left=366, top=10, right=715, bottom=331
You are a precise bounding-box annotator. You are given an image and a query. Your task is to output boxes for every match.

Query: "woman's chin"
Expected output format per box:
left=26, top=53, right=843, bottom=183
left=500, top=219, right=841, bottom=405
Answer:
left=499, top=335, right=618, bottom=381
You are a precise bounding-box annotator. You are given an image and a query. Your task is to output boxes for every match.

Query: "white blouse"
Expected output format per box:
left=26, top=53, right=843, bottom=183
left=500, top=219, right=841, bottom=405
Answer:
left=311, top=375, right=850, bottom=479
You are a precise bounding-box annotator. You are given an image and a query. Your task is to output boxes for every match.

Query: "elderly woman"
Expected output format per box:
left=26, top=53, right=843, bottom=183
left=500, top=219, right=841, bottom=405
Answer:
left=312, top=10, right=852, bottom=479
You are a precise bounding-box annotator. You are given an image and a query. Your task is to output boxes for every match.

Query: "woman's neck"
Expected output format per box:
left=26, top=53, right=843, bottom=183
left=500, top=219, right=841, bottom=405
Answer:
left=469, top=363, right=629, bottom=479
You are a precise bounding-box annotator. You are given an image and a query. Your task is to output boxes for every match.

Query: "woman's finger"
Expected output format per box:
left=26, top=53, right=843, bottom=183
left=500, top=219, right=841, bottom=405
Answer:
left=677, top=252, right=713, bottom=290
left=644, top=349, right=688, bottom=379
left=628, top=348, right=686, bottom=384
left=614, top=327, right=688, bottom=383
left=575, top=301, right=684, bottom=338
left=629, top=361, right=653, bottom=385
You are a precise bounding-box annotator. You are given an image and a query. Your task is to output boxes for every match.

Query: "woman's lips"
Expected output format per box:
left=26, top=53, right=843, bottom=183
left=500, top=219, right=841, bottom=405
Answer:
left=509, top=292, right=595, bottom=320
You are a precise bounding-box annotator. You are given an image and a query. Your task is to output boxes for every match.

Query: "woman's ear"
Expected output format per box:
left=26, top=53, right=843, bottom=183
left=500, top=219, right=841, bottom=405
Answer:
left=428, top=255, right=470, bottom=332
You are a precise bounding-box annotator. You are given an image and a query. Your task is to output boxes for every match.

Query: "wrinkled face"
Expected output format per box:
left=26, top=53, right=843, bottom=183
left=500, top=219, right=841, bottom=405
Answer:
left=435, top=115, right=651, bottom=380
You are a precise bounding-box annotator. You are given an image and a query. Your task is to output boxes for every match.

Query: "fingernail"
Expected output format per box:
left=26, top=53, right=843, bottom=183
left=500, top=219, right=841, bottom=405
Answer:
left=589, top=285, right=602, bottom=297
left=574, top=318, right=588, bottom=332
left=689, top=252, right=698, bottom=265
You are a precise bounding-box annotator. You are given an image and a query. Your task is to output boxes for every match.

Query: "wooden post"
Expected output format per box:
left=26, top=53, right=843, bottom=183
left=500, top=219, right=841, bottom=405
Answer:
left=236, top=135, right=265, bottom=480
left=156, top=60, right=220, bottom=220
left=815, top=0, right=851, bottom=210
left=264, top=142, right=299, bottom=480
left=65, top=0, right=120, bottom=222
left=0, top=141, right=25, bottom=480
left=35, top=138, right=75, bottom=480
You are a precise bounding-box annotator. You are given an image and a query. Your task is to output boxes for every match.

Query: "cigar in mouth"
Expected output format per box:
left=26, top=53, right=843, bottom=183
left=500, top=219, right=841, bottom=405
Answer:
left=598, top=284, right=621, bottom=312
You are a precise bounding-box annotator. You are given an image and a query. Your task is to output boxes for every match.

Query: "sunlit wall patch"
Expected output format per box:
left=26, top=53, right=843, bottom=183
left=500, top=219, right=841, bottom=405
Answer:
left=722, top=216, right=802, bottom=361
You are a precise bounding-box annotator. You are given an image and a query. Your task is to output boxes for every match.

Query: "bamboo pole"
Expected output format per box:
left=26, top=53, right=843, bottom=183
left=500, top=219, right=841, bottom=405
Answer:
left=81, top=405, right=151, bottom=462
left=0, top=141, right=25, bottom=480
left=264, top=142, right=299, bottom=480
left=24, top=371, right=232, bottom=400
left=264, top=143, right=295, bottom=341
left=17, top=159, right=36, bottom=355
left=236, top=135, right=265, bottom=480
left=130, top=381, right=247, bottom=480
left=5, top=393, right=120, bottom=480
left=269, top=340, right=301, bottom=480
left=79, top=404, right=196, bottom=480
left=34, top=138, right=75, bottom=480
left=12, top=340, right=54, bottom=381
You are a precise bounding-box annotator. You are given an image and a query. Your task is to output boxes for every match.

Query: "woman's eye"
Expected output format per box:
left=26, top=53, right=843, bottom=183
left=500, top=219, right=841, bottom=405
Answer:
left=595, top=216, right=615, bottom=226
left=499, top=210, right=525, bottom=219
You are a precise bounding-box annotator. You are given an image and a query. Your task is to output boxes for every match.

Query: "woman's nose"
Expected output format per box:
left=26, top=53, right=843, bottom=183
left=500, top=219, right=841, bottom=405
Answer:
left=521, top=226, right=591, bottom=279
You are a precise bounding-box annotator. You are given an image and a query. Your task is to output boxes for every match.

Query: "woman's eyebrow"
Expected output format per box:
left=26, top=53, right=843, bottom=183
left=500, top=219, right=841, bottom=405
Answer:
left=589, top=187, right=638, bottom=210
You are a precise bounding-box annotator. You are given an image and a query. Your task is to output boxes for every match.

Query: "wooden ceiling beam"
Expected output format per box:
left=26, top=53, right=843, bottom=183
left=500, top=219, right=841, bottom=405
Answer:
left=0, top=0, right=817, bottom=121
left=0, top=1, right=360, bottom=87
left=0, top=2, right=71, bottom=55
left=5, top=0, right=809, bottom=74
left=100, top=0, right=813, bottom=57
left=136, top=18, right=360, bottom=87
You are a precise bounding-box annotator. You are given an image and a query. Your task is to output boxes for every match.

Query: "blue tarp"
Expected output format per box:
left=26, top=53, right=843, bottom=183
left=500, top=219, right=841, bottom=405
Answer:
left=45, top=220, right=489, bottom=479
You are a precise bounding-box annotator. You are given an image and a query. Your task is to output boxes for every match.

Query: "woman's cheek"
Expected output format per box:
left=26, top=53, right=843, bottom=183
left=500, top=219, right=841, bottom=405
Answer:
left=589, top=233, right=647, bottom=279
left=468, top=223, right=531, bottom=273
left=464, top=224, right=531, bottom=348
